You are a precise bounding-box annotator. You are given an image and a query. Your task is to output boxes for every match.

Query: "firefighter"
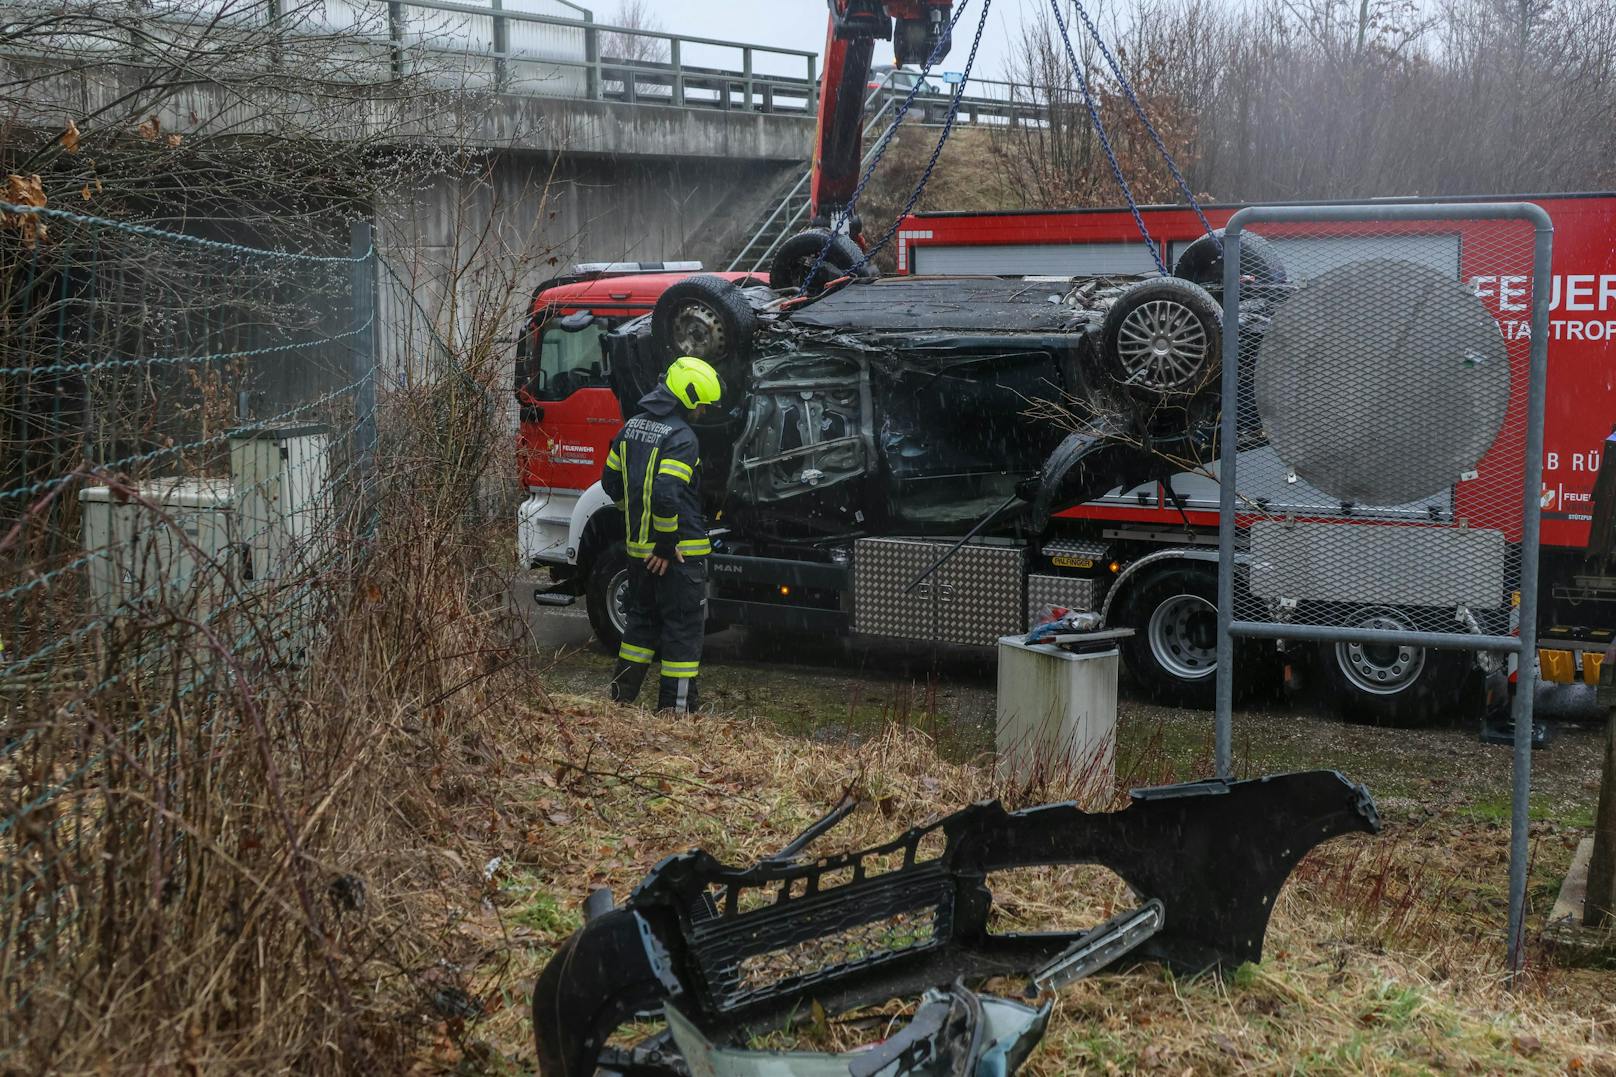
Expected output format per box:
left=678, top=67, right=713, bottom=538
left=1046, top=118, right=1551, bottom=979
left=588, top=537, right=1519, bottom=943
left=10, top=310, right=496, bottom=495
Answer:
left=602, top=356, right=721, bottom=714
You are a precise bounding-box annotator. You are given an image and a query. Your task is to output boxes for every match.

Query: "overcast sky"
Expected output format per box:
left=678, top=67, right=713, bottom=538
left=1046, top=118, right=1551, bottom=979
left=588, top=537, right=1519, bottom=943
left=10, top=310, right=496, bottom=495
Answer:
left=612, top=0, right=1052, bottom=82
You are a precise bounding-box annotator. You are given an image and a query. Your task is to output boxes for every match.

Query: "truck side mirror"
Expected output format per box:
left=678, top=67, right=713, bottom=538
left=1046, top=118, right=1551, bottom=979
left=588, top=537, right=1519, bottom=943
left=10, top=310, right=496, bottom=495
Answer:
left=559, top=311, right=596, bottom=332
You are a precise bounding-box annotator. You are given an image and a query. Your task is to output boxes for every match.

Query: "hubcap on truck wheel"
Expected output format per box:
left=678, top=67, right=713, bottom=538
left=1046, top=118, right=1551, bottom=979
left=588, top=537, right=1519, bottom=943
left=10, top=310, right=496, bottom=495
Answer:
left=609, top=568, right=630, bottom=637
left=671, top=300, right=726, bottom=359
left=1335, top=609, right=1426, bottom=695
left=1148, top=593, right=1218, bottom=681
left=1115, top=298, right=1210, bottom=391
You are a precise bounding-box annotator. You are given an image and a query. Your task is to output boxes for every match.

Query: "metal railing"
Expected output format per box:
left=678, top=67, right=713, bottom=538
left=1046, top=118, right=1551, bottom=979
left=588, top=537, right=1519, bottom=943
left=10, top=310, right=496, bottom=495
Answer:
left=0, top=1, right=1050, bottom=124
left=376, top=0, right=822, bottom=111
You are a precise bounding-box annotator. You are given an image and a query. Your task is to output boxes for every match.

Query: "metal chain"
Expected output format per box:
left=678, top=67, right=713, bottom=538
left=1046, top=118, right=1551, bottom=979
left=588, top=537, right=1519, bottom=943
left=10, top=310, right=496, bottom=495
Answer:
left=0, top=200, right=372, bottom=262
left=0, top=318, right=372, bottom=378
left=1045, top=0, right=1166, bottom=274
left=851, top=0, right=994, bottom=275
left=797, top=0, right=976, bottom=295
left=1067, top=0, right=1220, bottom=249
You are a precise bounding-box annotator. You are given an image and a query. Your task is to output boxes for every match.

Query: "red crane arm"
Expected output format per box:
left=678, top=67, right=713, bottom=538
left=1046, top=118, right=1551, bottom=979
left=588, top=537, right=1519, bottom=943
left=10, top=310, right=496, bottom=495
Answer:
left=809, top=0, right=954, bottom=243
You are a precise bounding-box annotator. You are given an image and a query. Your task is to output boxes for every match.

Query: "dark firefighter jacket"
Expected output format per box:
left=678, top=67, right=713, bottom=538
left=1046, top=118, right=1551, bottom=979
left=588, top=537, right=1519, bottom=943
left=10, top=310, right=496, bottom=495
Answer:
left=601, top=384, right=711, bottom=560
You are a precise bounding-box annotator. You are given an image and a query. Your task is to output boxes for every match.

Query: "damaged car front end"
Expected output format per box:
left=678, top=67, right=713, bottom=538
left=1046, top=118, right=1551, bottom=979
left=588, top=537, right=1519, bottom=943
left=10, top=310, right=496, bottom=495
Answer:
left=531, top=770, right=1380, bottom=1076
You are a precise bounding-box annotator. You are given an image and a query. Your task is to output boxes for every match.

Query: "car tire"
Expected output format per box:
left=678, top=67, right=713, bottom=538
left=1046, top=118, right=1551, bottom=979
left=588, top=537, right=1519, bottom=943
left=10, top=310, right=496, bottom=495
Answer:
left=1317, top=607, right=1481, bottom=727
left=650, top=274, right=756, bottom=372
left=1098, top=277, right=1223, bottom=404
left=1172, top=228, right=1288, bottom=290
left=769, top=228, right=877, bottom=295
left=585, top=541, right=631, bottom=654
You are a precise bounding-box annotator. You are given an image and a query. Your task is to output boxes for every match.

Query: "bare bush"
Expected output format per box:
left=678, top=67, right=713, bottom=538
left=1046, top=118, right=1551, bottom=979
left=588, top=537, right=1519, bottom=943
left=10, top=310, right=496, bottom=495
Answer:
left=603, top=0, right=670, bottom=64
left=0, top=2, right=554, bottom=1068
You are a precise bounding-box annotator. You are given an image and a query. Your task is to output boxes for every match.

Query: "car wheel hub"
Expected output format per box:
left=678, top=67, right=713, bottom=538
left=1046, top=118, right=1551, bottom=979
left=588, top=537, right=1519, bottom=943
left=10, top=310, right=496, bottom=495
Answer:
left=1147, top=593, right=1217, bottom=681
left=1335, top=609, right=1426, bottom=695
left=1116, top=299, right=1209, bottom=391
left=672, top=301, right=726, bottom=358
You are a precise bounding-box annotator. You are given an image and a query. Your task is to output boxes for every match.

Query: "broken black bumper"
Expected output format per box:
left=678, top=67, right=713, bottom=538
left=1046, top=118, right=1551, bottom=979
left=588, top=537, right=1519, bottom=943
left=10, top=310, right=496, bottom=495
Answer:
left=532, top=769, right=1380, bottom=1076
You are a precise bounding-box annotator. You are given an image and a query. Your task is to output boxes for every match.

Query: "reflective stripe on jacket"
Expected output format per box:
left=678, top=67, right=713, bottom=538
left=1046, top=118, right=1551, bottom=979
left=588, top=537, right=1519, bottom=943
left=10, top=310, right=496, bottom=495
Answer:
left=601, top=384, right=710, bottom=559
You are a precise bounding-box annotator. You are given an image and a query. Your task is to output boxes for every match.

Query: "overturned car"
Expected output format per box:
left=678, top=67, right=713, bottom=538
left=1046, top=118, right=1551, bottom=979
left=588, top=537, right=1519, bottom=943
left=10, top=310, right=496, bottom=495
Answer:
left=608, top=234, right=1283, bottom=543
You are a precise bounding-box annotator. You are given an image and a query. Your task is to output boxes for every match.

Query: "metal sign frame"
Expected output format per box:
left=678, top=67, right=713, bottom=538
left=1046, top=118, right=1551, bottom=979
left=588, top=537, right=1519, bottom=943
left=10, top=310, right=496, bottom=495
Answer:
left=1213, top=201, right=1554, bottom=978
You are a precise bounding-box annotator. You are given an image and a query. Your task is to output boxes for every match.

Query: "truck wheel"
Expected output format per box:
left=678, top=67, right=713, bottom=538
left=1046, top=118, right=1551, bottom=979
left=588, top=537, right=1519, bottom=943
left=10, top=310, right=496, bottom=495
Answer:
left=1172, top=229, right=1288, bottom=290
left=585, top=541, right=631, bottom=654
left=1099, top=277, right=1222, bottom=404
left=1117, top=564, right=1222, bottom=708
left=651, top=275, right=755, bottom=371
left=1318, top=607, right=1479, bottom=726
left=769, top=228, right=876, bottom=295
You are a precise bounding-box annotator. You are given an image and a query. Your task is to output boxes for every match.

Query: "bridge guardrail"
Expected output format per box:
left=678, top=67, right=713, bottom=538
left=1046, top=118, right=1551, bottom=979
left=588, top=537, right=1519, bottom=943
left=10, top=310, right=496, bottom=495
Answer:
left=0, top=0, right=1048, bottom=124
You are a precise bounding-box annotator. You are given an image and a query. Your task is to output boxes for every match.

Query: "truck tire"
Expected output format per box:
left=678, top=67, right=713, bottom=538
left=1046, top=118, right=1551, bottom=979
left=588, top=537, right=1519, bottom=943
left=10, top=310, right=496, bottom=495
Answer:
left=585, top=541, right=632, bottom=654
left=1317, top=607, right=1480, bottom=726
left=769, top=228, right=876, bottom=295
left=1172, top=229, right=1288, bottom=290
left=651, top=275, right=756, bottom=372
left=1098, top=277, right=1222, bottom=404
left=1116, top=563, right=1223, bottom=708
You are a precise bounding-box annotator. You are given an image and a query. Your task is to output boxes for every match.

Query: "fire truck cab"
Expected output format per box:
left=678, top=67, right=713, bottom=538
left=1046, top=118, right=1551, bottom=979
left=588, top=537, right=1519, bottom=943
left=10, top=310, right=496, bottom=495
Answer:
left=515, top=263, right=764, bottom=573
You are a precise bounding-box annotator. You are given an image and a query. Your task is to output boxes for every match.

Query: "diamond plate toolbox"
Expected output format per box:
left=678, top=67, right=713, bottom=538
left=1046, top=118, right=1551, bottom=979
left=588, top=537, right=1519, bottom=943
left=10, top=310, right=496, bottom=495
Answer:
left=852, top=538, right=937, bottom=638
left=1028, top=573, right=1100, bottom=617
left=937, top=543, right=1024, bottom=646
left=853, top=538, right=1025, bottom=645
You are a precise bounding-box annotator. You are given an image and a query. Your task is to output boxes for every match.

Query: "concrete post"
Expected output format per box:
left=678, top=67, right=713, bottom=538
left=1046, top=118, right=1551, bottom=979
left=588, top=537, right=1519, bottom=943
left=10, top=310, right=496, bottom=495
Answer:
left=584, top=10, right=600, bottom=100
left=388, top=1, right=405, bottom=79
left=1585, top=667, right=1616, bottom=926
left=492, top=0, right=509, bottom=91
left=670, top=38, right=684, bottom=106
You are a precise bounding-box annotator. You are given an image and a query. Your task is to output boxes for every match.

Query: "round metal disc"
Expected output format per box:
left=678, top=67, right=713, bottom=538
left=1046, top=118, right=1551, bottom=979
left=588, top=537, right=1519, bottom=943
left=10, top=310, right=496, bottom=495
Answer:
left=1253, top=258, right=1509, bottom=505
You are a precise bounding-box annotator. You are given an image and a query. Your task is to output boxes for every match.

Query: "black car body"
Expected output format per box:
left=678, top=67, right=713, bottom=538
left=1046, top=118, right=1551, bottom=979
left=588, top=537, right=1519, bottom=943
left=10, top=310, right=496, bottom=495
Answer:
left=605, top=272, right=1244, bottom=544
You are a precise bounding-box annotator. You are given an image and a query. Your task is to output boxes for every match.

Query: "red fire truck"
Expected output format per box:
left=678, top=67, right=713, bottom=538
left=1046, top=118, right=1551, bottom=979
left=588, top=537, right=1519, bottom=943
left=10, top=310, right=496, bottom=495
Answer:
left=515, top=194, right=1616, bottom=725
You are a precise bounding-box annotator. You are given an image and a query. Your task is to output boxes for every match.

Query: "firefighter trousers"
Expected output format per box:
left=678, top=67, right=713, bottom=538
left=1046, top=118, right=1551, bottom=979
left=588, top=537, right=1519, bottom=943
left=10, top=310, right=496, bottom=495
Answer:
left=609, top=556, right=707, bottom=714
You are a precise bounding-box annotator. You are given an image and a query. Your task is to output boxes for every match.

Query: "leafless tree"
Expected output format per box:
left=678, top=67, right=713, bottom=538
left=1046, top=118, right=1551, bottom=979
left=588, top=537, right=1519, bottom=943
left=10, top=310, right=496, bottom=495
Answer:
left=988, top=0, right=1616, bottom=207
left=604, top=0, right=670, bottom=64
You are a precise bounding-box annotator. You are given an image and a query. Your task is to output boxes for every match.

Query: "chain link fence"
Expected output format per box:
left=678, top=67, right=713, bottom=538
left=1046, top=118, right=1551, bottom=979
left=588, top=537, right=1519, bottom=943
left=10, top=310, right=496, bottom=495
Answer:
left=0, top=202, right=398, bottom=1056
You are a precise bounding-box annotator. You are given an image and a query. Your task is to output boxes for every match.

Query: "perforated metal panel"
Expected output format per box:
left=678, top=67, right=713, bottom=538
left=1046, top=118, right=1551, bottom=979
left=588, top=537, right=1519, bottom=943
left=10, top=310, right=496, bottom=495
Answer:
left=1248, top=522, right=1507, bottom=609
left=852, top=538, right=936, bottom=638
left=937, top=544, right=1024, bottom=646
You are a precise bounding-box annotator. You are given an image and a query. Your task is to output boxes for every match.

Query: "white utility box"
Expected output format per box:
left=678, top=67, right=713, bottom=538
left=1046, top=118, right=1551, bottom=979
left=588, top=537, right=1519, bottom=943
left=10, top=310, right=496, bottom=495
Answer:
left=995, top=632, right=1127, bottom=796
left=79, top=478, right=238, bottom=617
left=229, top=422, right=332, bottom=583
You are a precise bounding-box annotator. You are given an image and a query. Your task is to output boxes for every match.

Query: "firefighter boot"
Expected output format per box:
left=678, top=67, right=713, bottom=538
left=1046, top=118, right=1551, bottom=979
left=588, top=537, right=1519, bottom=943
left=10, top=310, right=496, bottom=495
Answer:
left=609, top=657, right=650, bottom=705
left=657, top=673, right=701, bottom=716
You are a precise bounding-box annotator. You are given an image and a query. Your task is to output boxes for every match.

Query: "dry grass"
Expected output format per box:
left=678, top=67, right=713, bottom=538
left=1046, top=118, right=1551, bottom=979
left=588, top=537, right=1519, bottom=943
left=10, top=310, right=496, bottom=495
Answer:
left=416, top=697, right=1616, bottom=1075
